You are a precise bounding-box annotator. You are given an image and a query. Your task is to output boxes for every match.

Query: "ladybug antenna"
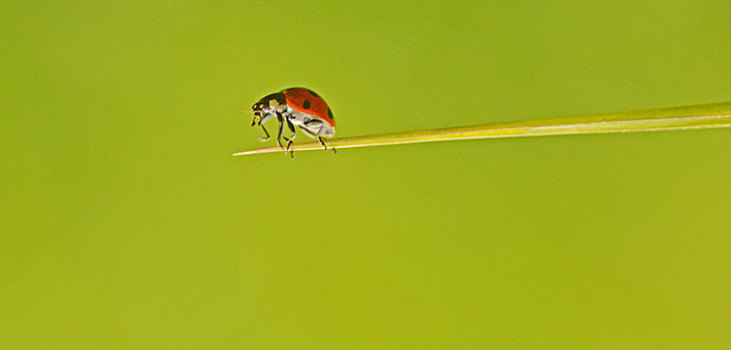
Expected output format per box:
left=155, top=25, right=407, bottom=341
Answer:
left=240, top=110, right=254, bottom=114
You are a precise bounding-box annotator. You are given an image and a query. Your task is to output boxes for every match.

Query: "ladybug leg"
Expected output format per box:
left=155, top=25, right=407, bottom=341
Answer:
left=255, top=114, right=272, bottom=141
left=276, top=119, right=285, bottom=149
left=318, top=136, right=328, bottom=150
left=285, top=118, right=297, bottom=155
left=257, top=125, right=270, bottom=141
left=314, top=124, right=327, bottom=150
left=316, top=125, right=336, bottom=153
left=283, top=117, right=297, bottom=144
left=317, top=137, right=336, bottom=153
left=303, top=120, right=332, bottom=152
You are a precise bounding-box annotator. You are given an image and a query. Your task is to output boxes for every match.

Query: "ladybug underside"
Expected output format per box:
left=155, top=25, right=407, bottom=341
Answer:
left=286, top=107, right=335, bottom=138
left=250, top=89, right=335, bottom=155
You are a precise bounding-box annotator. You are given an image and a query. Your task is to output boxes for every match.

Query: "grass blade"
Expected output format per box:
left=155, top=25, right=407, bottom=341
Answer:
left=233, top=102, right=731, bottom=156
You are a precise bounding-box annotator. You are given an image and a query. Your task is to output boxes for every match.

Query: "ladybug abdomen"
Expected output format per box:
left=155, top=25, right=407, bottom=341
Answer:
left=286, top=107, right=335, bottom=138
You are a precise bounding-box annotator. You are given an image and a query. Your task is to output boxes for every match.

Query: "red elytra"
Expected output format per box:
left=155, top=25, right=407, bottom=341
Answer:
left=282, top=88, right=335, bottom=128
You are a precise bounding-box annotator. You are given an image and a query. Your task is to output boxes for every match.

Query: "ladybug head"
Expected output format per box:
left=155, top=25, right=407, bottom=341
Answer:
left=250, top=92, right=286, bottom=127
left=250, top=101, right=271, bottom=127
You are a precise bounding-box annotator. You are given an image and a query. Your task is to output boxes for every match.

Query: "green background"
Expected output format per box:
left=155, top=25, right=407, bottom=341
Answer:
left=2, top=1, right=730, bottom=348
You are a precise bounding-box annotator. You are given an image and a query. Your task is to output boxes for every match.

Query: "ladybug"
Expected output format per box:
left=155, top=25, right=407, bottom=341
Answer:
left=248, top=87, right=335, bottom=156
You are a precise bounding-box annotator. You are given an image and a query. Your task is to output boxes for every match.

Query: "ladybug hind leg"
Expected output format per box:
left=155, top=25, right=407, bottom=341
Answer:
left=318, top=136, right=336, bottom=153
left=300, top=128, right=316, bottom=139
left=303, top=119, right=333, bottom=152
left=316, top=125, right=335, bottom=153
left=317, top=136, right=328, bottom=150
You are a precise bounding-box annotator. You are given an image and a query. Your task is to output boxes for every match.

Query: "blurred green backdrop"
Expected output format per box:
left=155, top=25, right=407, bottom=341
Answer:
left=2, top=1, right=731, bottom=348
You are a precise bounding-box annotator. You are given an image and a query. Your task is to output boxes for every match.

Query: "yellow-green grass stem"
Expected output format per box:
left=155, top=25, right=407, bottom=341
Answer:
left=233, top=102, right=731, bottom=156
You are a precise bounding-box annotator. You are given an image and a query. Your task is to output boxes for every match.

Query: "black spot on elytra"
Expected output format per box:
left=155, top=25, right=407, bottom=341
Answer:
left=328, top=108, right=334, bottom=120
left=302, top=99, right=311, bottom=109
left=307, top=89, right=319, bottom=97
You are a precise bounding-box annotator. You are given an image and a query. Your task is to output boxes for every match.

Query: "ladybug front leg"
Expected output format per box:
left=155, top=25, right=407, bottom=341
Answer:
left=255, top=114, right=273, bottom=141
left=303, top=120, right=327, bottom=151
left=257, top=124, right=270, bottom=141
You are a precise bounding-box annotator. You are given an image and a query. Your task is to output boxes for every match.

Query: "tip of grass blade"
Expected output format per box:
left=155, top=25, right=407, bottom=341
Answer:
left=232, top=147, right=280, bottom=156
